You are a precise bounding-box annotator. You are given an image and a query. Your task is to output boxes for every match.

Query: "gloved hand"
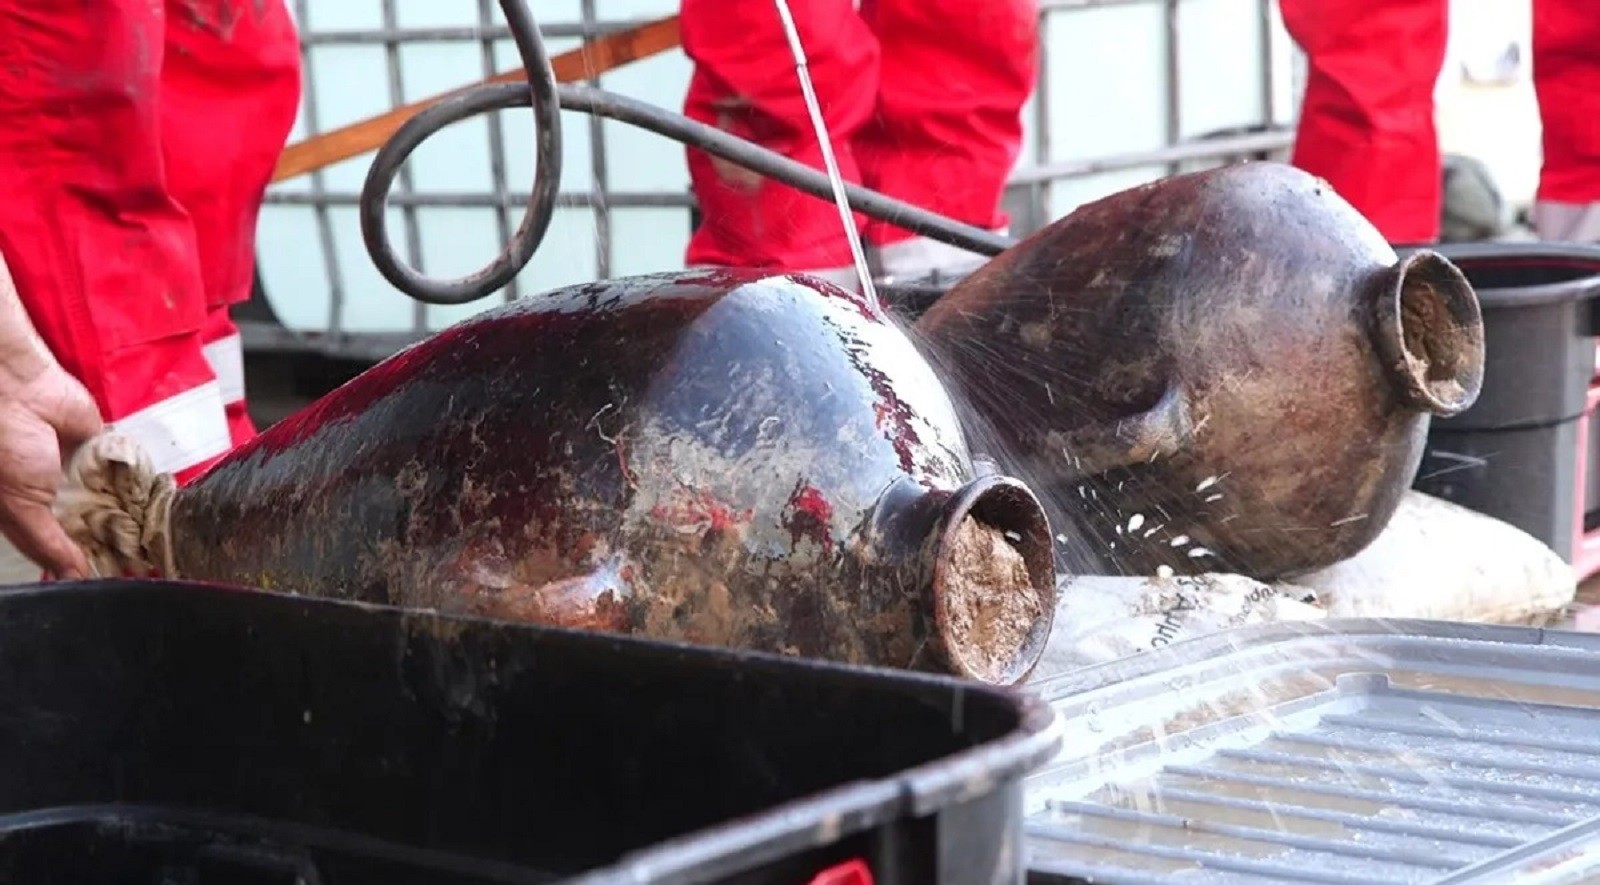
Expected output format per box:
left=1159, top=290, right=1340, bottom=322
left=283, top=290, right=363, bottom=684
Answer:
left=0, top=254, right=102, bottom=579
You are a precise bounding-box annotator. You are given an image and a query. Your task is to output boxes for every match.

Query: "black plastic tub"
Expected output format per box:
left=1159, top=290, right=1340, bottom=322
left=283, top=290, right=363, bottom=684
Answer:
left=1400, top=242, right=1600, bottom=560
left=0, top=580, right=1061, bottom=885
left=1415, top=419, right=1584, bottom=560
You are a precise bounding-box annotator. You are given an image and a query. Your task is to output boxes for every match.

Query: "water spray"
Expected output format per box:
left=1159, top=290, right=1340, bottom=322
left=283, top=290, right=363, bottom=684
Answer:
left=769, top=0, right=881, bottom=312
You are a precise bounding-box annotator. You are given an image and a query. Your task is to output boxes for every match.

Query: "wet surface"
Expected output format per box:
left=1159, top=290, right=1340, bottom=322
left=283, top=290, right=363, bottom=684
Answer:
left=164, top=268, right=1057, bottom=683
left=1025, top=623, right=1600, bottom=883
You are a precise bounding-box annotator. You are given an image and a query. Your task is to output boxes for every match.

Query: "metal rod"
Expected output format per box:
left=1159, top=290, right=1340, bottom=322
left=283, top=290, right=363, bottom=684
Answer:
left=554, top=84, right=1013, bottom=254
left=377, top=0, right=429, bottom=336
left=1037, top=0, right=1170, bottom=10
left=1258, top=0, right=1276, bottom=127
left=1007, top=129, right=1294, bottom=185
left=582, top=0, right=613, bottom=281
left=476, top=0, right=520, bottom=302
left=1163, top=0, right=1181, bottom=176
left=1030, top=4, right=1053, bottom=230
left=299, top=21, right=656, bottom=45
left=293, top=0, right=346, bottom=342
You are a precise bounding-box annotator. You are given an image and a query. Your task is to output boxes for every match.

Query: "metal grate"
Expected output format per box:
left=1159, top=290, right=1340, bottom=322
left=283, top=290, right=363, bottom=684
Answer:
left=1023, top=621, right=1600, bottom=884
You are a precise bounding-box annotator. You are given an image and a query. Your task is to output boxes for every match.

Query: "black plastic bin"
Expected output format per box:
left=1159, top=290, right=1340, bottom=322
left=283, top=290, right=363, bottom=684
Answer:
left=0, top=580, right=1060, bottom=885
left=1401, top=242, right=1600, bottom=561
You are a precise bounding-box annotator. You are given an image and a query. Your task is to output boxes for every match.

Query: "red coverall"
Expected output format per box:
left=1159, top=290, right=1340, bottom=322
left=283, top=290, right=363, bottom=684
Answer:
left=679, top=0, right=1039, bottom=274
left=0, top=0, right=302, bottom=484
left=1283, top=0, right=1600, bottom=244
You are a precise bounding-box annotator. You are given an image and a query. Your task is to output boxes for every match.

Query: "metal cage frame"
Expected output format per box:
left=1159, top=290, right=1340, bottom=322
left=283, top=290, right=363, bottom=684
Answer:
left=246, top=0, right=1304, bottom=362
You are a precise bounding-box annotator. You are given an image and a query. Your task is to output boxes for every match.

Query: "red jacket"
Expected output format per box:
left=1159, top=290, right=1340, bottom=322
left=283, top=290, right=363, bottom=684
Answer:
left=0, top=0, right=301, bottom=484
left=1284, top=0, right=1600, bottom=243
left=679, top=0, right=1039, bottom=272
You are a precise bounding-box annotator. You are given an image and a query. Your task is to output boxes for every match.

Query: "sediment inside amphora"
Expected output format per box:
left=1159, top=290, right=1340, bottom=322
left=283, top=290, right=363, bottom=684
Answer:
left=1381, top=251, right=1486, bottom=416
left=930, top=477, right=1056, bottom=685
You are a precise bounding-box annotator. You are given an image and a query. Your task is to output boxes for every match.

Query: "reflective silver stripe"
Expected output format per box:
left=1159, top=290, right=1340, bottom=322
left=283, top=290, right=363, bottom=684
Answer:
left=202, top=333, right=247, bottom=405
left=106, top=381, right=231, bottom=475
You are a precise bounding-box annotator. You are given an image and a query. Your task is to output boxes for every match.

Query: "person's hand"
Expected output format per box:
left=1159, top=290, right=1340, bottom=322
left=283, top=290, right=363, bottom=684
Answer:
left=0, top=250, right=103, bottom=579
left=0, top=355, right=103, bottom=579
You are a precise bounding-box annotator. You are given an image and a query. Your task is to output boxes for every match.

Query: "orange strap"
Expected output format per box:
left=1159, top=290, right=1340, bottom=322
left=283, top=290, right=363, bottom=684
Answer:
left=271, top=16, right=682, bottom=183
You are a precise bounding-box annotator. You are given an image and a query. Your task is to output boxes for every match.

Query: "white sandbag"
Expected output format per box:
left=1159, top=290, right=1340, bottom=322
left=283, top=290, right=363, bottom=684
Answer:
left=1287, top=490, right=1576, bottom=626
left=1029, top=572, right=1325, bottom=683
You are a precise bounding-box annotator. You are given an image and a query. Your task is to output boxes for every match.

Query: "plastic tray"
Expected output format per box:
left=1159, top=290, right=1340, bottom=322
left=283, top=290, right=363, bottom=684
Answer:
left=1020, top=618, right=1600, bottom=884
left=0, top=579, right=1061, bottom=885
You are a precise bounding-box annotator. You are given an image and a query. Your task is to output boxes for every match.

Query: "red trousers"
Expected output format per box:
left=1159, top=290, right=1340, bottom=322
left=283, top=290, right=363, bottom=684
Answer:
left=1283, top=0, right=1600, bottom=243
left=680, top=0, right=1039, bottom=271
left=0, top=0, right=301, bottom=483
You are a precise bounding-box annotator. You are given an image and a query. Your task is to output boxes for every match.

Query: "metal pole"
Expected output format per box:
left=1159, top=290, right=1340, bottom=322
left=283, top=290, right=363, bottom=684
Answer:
left=376, top=0, right=429, bottom=335
left=1030, top=3, right=1053, bottom=231
left=1163, top=0, right=1181, bottom=176
left=582, top=0, right=614, bottom=281
left=293, top=0, right=347, bottom=345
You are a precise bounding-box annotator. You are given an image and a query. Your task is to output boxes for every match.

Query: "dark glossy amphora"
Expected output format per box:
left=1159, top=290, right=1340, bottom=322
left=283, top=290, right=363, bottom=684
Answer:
left=162, top=269, right=1057, bottom=684
left=915, top=161, right=1486, bottom=579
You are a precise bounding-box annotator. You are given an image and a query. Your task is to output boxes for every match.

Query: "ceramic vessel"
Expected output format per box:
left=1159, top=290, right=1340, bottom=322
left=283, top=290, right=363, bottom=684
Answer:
left=161, top=269, right=1057, bottom=684
left=915, top=161, right=1486, bottom=578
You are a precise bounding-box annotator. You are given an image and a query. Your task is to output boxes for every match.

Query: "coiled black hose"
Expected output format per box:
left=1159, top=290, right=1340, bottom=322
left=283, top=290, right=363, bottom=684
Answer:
left=358, top=0, right=1017, bottom=307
